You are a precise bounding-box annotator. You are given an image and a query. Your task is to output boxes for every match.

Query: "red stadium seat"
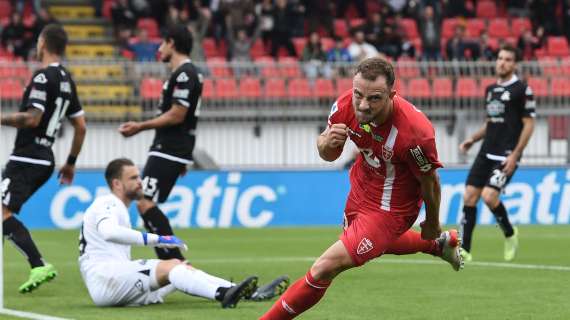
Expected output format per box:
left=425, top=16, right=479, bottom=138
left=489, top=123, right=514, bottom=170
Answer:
left=400, top=18, right=419, bottom=39
left=202, top=79, right=214, bottom=99
left=548, top=116, right=570, bottom=139
left=140, top=78, right=162, bottom=99
left=432, top=77, right=453, bottom=98
left=321, top=37, right=335, bottom=51
left=335, top=78, right=353, bottom=96
left=407, top=79, right=431, bottom=98
left=547, top=37, right=570, bottom=57
left=560, top=57, right=570, bottom=75
left=292, top=37, right=306, bottom=56
left=479, top=77, right=496, bottom=90
left=278, top=57, right=302, bottom=77
left=527, top=78, right=549, bottom=97
left=394, top=79, right=407, bottom=96
left=348, top=18, right=365, bottom=29
left=0, top=1, right=12, bottom=19
left=511, top=18, right=532, bottom=38
left=287, top=78, right=312, bottom=98
left=264, top=78, right=286, bottom=98
left=456, top=78, right=479, bottom=97
left=466, top=18, right=486, bottom=37
left=0, top=79, right=23, bottom=99
left=202, top=38, right=222, bottom=58
left=137, top=18, right=159, bottom=38
left=207, top=57, right=232, bottom=77
left=334, top=19, right=349, bottom=38
left=476, top=1, right=497, bottom=18
left=238, top=77, right=261, bottom=98
left=395, top=57, right=420, bottom=78
left=488, top=19, right=511, bottom=39
left=551, top=77, right=570, bottom=96
left=250, top=39, right=267, bottom=59
left=257, top=57, right=279, bottom=77
left=314, top=78, right=335, bottom=98
left=215, top=78, right=238, bottom=98
left=538, top=56, right=560, bottom=76
left=442, top=18, right=459, bottom=39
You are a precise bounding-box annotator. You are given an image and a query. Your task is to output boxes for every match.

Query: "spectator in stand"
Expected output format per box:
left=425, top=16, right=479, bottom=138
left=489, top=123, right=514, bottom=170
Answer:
left=564, top=0, right=570, bottom=43
left=127, top=29, right=160, bottom=61
left=222, top=0, right=256, bottom=35
left=165, top=5, right=183, bottom=30
left=301, top=31, right=331, bottom=79
left=12, top=0, right=42, bottom=15
left=226, top=15, right=261, bottom=76
left=302, top=0, right=335, bottom=37
left=418, top=5, right=442, bottom=61
left=270, top=0, right=297, bottom=58
left=187, top=6, right=210, bottom=63
left=517, top=27, right=545, bottom=61
left=443, top=0, right=474, bottom=18
left=336, top=0, right=366, bottom=18
left=255, top=0, right=274, bottom=48
left=1, top=12, right=31, bottom=60
left=530, top=0, right=560, bottom=36
left=400, top=32, right=416, bottom=58
left=348, top=29, right=380, bottom=62
left=446, top=25, right=479, bottom=60
left=386, top=0, right=410, bottom=16
left=507, top=0, right=528, bottom=17
left=479, top=31, right=496, bottom=61
left=31, top=8, right=58, bottom=41
left=111, top=0, right=137, bottom=36
left=377, top=24, right=402, bottom=60
left=363, top=12, right=385, bottom=49
left=326, top=36, right=352, bottom=76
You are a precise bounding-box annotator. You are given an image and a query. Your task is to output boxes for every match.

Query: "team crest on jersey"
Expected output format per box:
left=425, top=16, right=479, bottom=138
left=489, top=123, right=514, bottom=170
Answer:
left=382, top=145, right=393, bottom=161
left=500, top=91, right=511, bottom=101
left=176, top=72, right=189, bottom=82
left=33, top=73, right=47, bottom=84
left=357, top=238, right=374, bottom=255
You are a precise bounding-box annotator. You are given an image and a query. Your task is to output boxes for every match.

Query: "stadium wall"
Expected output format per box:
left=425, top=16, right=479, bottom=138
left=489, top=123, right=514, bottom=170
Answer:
left=13, top=167, right=570, bottom=229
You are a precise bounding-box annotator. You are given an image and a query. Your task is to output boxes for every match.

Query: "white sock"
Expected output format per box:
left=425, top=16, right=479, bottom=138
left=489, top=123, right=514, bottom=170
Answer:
left=168, top=265, right=219, bottom=300
left=195, top=270, right=234, bottom=288
left=157, top=284, right=177, bottom=299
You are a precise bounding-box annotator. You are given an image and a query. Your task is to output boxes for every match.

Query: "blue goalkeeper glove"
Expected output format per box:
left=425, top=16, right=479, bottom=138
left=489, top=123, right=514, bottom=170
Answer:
left=143, top=233, right=188, bottom=251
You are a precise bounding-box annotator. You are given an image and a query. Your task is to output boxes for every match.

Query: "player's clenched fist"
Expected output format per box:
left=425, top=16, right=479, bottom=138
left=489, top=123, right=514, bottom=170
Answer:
left=326, top=124, right=348, bottom=148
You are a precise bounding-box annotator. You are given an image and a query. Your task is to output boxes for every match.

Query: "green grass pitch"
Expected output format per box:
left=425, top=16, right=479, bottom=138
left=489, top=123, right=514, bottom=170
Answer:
left=3, top=226, right=569, bottom=320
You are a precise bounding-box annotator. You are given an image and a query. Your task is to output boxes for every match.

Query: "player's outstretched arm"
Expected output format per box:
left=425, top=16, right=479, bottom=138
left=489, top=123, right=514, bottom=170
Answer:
left=459, top=120, right=488, bottom=154
left=118, top=104, right=188, bottom=137
left=317, top=124, right=348, bottom=161
left=59, top=115, right=87, bottom=185
left=418, top=170, right=442, bottom=240
left=0, top=108, right=43, bottom=129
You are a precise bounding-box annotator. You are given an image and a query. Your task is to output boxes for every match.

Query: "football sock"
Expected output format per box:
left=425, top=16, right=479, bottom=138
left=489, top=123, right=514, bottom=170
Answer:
left=141, top=206, right=185, bottom=260
left=260, top=270, right=331, bottom=320
left=168, top=265, right=218, bottom=300
left=195, top=270, right=234, bottom=288
left=156, top=284, right=176, bottom=299
left=3, top=216, right=45, bottom=268
left=385, top=229, right=439, bottom=256
left=460, top=206, right=477, bottom=252
left=491, top=202, right=514, bottom=237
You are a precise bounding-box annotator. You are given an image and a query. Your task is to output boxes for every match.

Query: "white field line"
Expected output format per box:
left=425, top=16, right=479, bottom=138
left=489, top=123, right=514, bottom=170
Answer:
left=0, top=308, right=73, bottom=320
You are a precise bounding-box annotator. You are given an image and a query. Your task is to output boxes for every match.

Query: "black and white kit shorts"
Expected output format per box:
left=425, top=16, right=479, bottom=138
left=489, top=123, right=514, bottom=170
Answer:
left=2, top=159, right=54, bottom=213
left=465, top=154, right=517, bottom=191
left=141, top=153, right=189, bottom=203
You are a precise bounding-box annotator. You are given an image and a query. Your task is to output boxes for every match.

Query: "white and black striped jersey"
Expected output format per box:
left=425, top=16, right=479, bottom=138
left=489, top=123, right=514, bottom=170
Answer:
left=150, top=60, right=203, bottom=161
left=11, top=62, right=83, bottom=162
left=479, top=75, right=536, bottom=159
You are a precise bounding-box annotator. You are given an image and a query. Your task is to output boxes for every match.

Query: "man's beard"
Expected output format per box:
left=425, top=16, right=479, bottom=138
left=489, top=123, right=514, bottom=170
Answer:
left=161, top=54, right=171, bottom=63
left=126, top=189, right=143, bottom=201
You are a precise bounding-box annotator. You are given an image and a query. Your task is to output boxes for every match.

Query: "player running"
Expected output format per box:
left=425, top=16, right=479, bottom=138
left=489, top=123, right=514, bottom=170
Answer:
left=1, top=24, right=86, bottom=293
left=79, top=158, right=287, bottom=308
left=260, top=57, right=463, bottom=319
left=458, top=44, right=536, bottom=262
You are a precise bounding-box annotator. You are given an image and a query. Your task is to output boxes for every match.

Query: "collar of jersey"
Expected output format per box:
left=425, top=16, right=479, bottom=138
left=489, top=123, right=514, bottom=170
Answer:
left=497, top=74, right=518, bottom=87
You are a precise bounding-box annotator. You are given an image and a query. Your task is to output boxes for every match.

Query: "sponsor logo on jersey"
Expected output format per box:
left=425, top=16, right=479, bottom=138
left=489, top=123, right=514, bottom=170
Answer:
left=176, top=72, right=189, bottom=82
left=500, top=91, right=511, bottom=101
left=173, top=88, right=189, bottom=99
left=382, top=145, right=393, bottom=161
left=347, top=127, right=361, bottom=138
left=29, top=89, right=46, bottom=101
left=409, top=145, right=432, bottom=173
left=525, top=100, right=536, bottom=110
left=487, top=100, right=505, bottom=116
left=357, top=237, right=374, bottom=255
left=33, top=73, right=47, bottom=84
left=60, top=82, right=71, bottom=93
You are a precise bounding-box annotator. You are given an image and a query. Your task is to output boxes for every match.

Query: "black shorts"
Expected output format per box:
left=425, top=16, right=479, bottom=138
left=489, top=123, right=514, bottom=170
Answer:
left=465, top=154, right=517, bottom=191
left=1, top=160, right=54, bottom=213
left=141, top=155, right=187, bottom=203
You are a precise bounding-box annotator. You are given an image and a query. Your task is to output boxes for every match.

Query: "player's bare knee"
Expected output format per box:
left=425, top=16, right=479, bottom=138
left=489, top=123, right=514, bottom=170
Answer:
left=310, top=257, right=344, bottom=281
left=463, top=188, right=481, bottom=207
left=481, top=189, right=499, bottom=208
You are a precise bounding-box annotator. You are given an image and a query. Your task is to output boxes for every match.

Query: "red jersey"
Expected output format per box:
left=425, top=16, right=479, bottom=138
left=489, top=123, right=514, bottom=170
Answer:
left=328, top=90, right=443, bottom=217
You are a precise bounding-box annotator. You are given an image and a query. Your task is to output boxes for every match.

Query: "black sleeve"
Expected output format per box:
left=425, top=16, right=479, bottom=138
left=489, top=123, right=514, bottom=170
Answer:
left=522, top=83, right=536, bottom=118
left=26, top=70, right=50, bottom=113
left=171, top=69, right=197, bottom=109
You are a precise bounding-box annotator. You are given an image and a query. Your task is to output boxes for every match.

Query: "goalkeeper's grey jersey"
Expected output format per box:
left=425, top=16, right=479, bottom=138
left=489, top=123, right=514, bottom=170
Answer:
left=79, top=194, right=132, bottom=267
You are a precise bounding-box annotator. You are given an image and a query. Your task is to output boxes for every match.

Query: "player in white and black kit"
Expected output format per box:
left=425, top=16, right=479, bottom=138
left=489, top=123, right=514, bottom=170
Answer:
left=79, top=158, right=259, bottom=308
left=118, top=24, right=200, bottom=262
left=1, top=24, right=87, bottom=293
left=458, top=44, right=535, bottom=262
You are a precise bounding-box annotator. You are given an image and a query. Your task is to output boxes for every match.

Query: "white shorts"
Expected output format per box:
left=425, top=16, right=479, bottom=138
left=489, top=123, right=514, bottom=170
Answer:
left=80, top=258, right=165, bottom=307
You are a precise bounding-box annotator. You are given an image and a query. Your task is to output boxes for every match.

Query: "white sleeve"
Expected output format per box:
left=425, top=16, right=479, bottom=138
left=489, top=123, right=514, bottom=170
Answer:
left=97, top=216, right=159, bottom=246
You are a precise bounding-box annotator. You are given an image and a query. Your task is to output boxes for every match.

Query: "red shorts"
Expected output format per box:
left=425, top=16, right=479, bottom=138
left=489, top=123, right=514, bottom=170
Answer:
left=340, top=211, right=417, bottom=266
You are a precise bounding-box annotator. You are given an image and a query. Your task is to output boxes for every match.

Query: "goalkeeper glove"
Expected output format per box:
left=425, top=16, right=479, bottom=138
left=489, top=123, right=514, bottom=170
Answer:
left=143, top=233, right=188, bottom=251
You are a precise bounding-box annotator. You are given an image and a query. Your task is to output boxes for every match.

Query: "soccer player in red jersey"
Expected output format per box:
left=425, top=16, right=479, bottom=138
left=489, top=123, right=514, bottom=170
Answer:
left=260, top=57, right=463, bottom=320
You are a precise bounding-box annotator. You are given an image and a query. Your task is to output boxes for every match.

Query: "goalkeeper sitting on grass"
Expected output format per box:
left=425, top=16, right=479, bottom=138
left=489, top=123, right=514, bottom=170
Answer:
left=78, top=158, right=288, bottom=308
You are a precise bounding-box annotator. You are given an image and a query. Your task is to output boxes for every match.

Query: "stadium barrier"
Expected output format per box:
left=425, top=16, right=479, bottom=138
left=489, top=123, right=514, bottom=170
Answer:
left=15, top=167, right=570, bottom=229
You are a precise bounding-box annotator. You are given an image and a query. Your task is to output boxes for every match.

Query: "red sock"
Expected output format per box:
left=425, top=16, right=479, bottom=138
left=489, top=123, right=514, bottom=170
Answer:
left=260, top=271, right=331, bottom=320
left=385, top=229, right=440, bottom=256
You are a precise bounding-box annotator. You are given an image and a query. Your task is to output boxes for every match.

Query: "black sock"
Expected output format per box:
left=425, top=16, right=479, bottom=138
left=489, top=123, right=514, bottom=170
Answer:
left=141, top=206, right=185, bottom=260
left=3, top=216, right=45, bottom=268
left=491, top=202, right=514, bottom=237
left=460, top=206, right=477, bottom=253
left=215, top=287, right=229, bottom=302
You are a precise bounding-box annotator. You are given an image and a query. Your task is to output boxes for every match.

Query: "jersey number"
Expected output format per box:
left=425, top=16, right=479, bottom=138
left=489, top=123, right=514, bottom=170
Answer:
left=142, top=176, right=158, bottom=197
left=46, top=97, right=70, bottom=137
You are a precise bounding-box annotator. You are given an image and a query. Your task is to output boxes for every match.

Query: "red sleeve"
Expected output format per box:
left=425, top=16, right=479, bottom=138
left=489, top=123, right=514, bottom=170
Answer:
left=327, top=100, right=344, bottom=127
left=404, top=125, right=443, bottom=177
